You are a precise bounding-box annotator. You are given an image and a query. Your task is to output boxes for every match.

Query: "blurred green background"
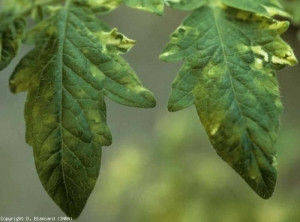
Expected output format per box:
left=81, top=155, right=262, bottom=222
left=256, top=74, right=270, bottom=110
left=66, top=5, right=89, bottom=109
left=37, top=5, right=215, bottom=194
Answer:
left=0, top=4, right=300, bottom=222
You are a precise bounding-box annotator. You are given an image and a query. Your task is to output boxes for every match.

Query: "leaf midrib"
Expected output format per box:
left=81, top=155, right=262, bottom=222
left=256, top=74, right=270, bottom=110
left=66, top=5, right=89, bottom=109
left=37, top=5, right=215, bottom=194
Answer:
left=57, top=0, right=72, bottom=211
left=211, top=7, right=268, bottom=187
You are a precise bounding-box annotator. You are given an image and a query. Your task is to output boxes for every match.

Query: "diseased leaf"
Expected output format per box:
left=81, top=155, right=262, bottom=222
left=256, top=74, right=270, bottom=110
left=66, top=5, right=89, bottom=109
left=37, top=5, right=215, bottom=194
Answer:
left=160, top=2, right=297, bottom=198
left=9, top=0, right=155, bottom=218
left=124, top=0, right=164, bottom=15
left=0, top=11, right=26, bottom=70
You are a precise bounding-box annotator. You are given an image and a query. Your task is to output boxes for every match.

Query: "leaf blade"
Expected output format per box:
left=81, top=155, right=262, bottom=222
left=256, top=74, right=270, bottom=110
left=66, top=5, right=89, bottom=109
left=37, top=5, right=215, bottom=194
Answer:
left=161, top=4, right=297, bottom=198
left=10, top=2, right=155, bottom=218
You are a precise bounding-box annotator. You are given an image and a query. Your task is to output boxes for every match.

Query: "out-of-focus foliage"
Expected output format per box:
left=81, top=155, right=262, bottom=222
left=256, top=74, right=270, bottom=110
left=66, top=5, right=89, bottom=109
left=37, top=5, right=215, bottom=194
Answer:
left=280, top=0, right=300, bottom=25
left=0, top=0, right=33, bottom=11
left=94, top=110, right=300, bottom=222
left=279, top=0, right=300, bottom=43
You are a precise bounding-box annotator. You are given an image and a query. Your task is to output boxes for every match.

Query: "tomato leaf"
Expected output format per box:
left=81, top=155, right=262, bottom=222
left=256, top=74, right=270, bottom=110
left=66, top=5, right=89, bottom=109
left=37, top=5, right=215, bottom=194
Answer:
left=9, top=0, right=155, bottom=218
left=160, top=1, right=297, bottom=198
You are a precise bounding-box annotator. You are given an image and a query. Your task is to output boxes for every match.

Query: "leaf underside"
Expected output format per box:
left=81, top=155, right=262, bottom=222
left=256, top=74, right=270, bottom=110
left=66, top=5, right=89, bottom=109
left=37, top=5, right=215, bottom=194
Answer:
left=161, top=1, right=297, bottom=198
left=9, top=0, right=155, bottom=218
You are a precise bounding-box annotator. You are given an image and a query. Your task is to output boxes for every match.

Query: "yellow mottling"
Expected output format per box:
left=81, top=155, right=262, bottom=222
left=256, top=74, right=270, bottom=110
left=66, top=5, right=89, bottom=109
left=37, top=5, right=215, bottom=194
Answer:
left=210, top=124, right=219, bottom=136
left=47, top=26, right=57, bottom=35
left=237, top=44, right=249, bottom=53
left=249, top=168, right=258, bottom=180
left=133, top=86, right=144, bottom=93
left=90, top=64, right=104, bottom=80
left=263, top=6, right=291, bottom=19
left=91, top=0, right=122, bottom=7
left=272, top=156, right=277, bottom=170
left=236, top=10, right=251, bottom=20
left=214, top=0, right=227, bottom=9
left=208, top=69, right=215, bottom=75
left=98, top=28, right=136, bottom=54
left=253, top=58, right=263, bottom=69
left=47, top=6, right=62, bottom=16
left=271, top=56, right=285, bottom=64
left=271, top=51, right=298, bottom=66
left=159, top=51, right=172, bottom=59
left=268, top=21, right=289, bottom=34
left=251, top=46, right=269, bottom=62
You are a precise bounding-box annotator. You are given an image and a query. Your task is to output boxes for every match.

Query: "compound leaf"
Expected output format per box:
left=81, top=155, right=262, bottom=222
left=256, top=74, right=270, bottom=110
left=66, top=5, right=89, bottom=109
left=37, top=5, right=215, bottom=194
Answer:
left=9, top=0, right=155, bottom=218
left=124, top=0, right=164, bottom=15
left=160, top=2, right=297, bottom=198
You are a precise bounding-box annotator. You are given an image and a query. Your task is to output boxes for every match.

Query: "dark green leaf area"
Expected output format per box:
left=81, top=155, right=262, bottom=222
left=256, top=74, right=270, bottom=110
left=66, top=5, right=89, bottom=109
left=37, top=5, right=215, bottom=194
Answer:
left=9, top=2, right=155, bottom=218
left=160, top=5, right=297, bottom=199
left=0, top=11, right=26, bottom=70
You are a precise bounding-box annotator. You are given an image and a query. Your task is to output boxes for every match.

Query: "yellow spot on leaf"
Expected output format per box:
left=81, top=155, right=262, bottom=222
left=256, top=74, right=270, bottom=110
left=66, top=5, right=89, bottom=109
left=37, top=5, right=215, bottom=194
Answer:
left=251, top=46, right=269, bottom=62
left=263, top=6, right=291, bottom=19
left=252, top=58, right=263, bottom=69
left=272, top=156, right=277, bottom=170
left=210, top=124, right=220, bottom=136
left=98, top=28, right=136, bottom=54
left=236, top=10, right=251, bottom=20
left=268, top=21, right=289, bottom=35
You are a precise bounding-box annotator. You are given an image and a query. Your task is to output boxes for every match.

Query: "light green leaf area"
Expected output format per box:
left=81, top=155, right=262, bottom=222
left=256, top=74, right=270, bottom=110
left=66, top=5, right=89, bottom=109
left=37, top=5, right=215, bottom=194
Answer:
left=124, top=0, right=164, bottom=15
left=160, top=4, right=297, bottom=199
left=9, top=1, right=155, bottom=218
left=279, top=0, right=300, bottom=25
left=0, top=12, right=26, bottom=70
